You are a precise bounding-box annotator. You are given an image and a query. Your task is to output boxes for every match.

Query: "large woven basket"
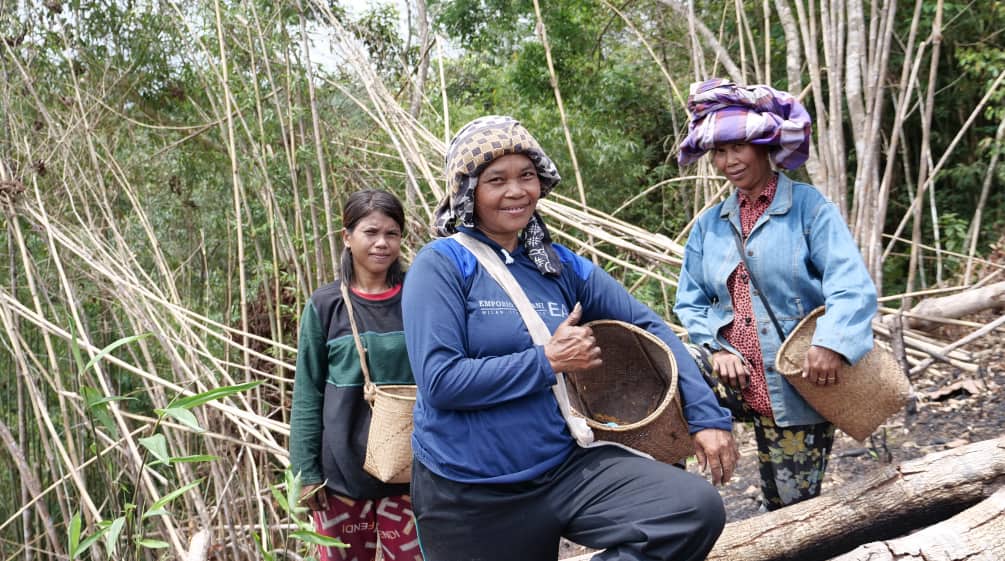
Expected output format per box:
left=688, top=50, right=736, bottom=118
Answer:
left=775, top=307, right=911, bottom=441
left=363, top=384, right=417, bottom=484
left=564, top=320, right=694, bottom=464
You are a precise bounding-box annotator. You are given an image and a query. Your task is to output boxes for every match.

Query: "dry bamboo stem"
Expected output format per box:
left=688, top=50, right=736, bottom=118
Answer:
left=909, top=313, right=1005, bottom=376
left=660, top=0, right=743, bottom=81
left=534, top=0, right=586, bottom=215
left=963, top=115, right=1005, bottom=284
left=882, top=68, right=1005, bottom=265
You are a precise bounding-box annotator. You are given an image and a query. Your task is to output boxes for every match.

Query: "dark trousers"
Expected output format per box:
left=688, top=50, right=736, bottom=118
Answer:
left=411, top=445, right=725, bottom=561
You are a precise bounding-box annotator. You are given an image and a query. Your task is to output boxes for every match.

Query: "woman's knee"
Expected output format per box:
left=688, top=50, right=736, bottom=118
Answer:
left=693, top=479, right=726, bottom=534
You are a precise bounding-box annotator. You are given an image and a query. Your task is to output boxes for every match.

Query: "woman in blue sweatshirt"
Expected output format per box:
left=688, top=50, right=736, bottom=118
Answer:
left=402, top=116, right=737, bottom=561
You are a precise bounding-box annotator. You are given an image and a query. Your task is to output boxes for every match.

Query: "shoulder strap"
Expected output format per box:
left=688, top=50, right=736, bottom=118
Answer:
left=450, top=232, right=594, bottom=446
left=731, top=228, right=786, bottom=341
left=340, top=282, right=376, bottom=403
left=451, top=233, right=551, bottom=344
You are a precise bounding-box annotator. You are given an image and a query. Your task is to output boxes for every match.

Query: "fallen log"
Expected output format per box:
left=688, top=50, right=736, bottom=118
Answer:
left=558, top=437, right=1005, bottom=561
left=829, top=485, right=1005, bottom=561
left=706, top=436, right=1005, bottom=561
left=885, top=281, right=1005, bottom=331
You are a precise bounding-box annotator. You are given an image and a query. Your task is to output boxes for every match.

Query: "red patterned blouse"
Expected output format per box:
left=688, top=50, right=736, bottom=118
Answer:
left=720, top=174, right=779, bottom=417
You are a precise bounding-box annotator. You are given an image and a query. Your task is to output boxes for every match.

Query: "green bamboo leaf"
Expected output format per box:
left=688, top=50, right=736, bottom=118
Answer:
left=67, top=513, right=81, bottom=558
left=136, top=538, right=170, bottom=549
left=156, top=407, right=204, bottom=432
left=75, top=527, right=109, bottom=558
left=168, top=454, right=218, bottom=464
left=143, top=507, right=168, bottom=519
left=82, top=388, right=134, bottom=407
left=138, top=434, right=170, bottom=465
left=290, top=530, right=348, bottom=547
left=81, top=333, right=152, bottom=375
left=282, top=469, right=311, bottom=522
left=270, top=484, right=290, bottom=512
left=142, top=479, right=203, bottom=519
left=251, top=533, right=277, bottom=561
left=80, top=386, right=120, bottom=437
left=170, top=381, right=262, bottom=410
left=104, top=516, right=126, bottom=555
left=69, top=324, right=85, bottom=375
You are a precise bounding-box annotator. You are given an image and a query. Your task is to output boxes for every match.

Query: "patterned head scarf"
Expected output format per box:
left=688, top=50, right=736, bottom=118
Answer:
left=678, top=78, right=812, bottom=170
left=434, top=115, right=563, bottom=276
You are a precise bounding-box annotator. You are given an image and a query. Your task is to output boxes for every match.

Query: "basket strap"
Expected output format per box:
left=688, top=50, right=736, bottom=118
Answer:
left=731, top=227, right=786, bottom=342
left=451, top=232, right=594, bottom=446
left=341, top=282, right=377, bottom=403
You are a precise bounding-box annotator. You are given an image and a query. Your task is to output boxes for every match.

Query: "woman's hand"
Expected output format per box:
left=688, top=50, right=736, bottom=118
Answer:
left=299, top=483, right=329, bottom=511
left=711, top=350, right=749, bottom=390
left=545, top=303, right=602, bottom=373
left=802, top=345, right=844, bottom=386
left=692, top=428, right=739, bottom=486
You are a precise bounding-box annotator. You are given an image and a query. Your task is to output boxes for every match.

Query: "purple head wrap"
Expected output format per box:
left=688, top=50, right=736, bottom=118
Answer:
left=678, top=78, right=812, bottom=170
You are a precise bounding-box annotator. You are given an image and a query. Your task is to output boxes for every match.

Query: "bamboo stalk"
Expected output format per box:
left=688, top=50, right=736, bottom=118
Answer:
left=909, top=314, right=1005, bottom=376
left=963, top=116, right=1005, bottom=284
left=532, top=0, right=588, bottom=217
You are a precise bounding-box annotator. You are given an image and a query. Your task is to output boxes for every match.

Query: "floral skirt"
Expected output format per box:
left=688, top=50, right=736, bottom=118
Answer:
left=687, top=344, right=835, bottom=510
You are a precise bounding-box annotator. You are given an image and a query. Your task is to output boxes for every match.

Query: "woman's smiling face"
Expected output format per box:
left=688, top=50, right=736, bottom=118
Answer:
left=712, top=142, right=774, bottom=196
left=474, top=153, right=541, bottom=251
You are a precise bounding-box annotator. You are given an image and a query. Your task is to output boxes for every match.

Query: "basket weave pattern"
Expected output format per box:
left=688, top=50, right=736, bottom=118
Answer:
left=565, top=320, right=694, bottom=464
left=362, top=384, right=417, bottom=484
left=775, top=307, right=911, bottom=441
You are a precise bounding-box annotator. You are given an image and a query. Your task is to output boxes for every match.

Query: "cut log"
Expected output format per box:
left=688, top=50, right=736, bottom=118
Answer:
left=886, top=281, right=1005, bottom=330
left=705, top=436, right=1005, bottom=561
left=829, top=485, right=1005, bottom=560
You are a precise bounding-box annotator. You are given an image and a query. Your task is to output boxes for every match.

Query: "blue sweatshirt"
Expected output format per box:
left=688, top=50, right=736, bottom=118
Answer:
left=402, top=227, right=732, bottom=484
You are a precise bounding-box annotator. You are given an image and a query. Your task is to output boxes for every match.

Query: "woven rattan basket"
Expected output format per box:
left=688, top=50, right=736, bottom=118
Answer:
left=362, top=384, right=417, bottom=484
left=775, top=307, right=911, bottom=441
left=564, top=320, right=694, bottom=464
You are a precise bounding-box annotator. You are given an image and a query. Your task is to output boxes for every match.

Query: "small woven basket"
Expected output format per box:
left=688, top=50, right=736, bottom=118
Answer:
left=564, top=320, right=694, bottom=464
left=363, top=384, right=417, bottom=484
left=775, top=307, right=911, bottom=441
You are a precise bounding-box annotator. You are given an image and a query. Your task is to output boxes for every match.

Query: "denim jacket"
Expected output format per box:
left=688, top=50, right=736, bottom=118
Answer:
left=674, top=173, right=878, bottom=426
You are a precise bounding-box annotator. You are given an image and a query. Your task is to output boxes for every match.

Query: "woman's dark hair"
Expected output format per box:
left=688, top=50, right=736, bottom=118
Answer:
left=339, top=189, right=406, bottom=288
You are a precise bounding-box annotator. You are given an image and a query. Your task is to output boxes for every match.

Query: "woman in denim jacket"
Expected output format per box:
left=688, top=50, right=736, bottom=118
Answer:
left=674, top=79, right=878, bottom=510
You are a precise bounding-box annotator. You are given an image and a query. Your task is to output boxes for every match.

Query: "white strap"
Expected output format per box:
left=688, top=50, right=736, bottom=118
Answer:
left=451, top=233, right=594, bottom=446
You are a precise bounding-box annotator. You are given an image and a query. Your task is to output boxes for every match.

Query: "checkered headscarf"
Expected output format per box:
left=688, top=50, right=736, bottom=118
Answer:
left=678, top=78, right=812, bottom=170
left=434, top=115, right=563, bottom=276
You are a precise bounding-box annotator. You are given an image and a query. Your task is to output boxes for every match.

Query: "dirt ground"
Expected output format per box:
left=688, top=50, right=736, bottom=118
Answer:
left=559, top=309, right=1005, bottom=559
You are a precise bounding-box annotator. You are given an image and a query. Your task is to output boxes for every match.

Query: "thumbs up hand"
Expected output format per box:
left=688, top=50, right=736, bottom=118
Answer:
left=544, top=303, right=602, bottom=373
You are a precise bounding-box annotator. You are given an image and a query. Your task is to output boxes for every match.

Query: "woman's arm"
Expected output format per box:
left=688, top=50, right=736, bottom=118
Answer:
left=673, top=222, right=720, bottom=351
left=289, top=301, right=328, bottom=487
left=402, top=247, right=558, bottom=411
left=806, top=200, right=878, bottom=364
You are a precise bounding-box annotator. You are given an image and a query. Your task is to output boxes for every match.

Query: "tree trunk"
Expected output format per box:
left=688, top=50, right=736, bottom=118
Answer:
left=707, top=437, right=1005, bottom=561
left=830, top=485, right=1005, bottom=561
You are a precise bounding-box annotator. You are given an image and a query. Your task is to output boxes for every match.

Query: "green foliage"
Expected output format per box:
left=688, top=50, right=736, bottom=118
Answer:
left=430, top=0, right=684, bottom=233
left=5, top=0, right=1005, bottom=557
left=258, top=467, right=348, bottom=559
left=68, top=513, right=108, bottom=559
left=354, top=3, right=408, bottom=74
left=65, top=334, right=264, bottom=558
